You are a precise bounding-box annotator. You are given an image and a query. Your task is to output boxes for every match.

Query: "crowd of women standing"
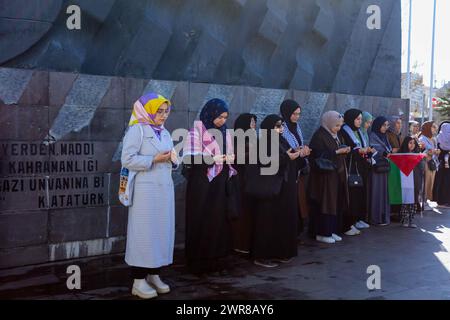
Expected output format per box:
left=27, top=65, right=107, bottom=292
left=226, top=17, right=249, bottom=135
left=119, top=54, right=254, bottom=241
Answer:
left=120, top=92, right=450, bottom=299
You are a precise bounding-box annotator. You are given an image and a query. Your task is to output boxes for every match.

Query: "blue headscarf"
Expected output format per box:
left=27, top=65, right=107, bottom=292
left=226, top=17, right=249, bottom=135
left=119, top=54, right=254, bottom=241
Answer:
left=199, top=98, right=229, bottom=152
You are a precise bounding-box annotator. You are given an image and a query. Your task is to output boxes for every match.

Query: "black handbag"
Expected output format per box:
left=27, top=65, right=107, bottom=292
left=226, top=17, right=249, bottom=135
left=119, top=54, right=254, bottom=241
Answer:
left=299, top=160, right=311, bottom=176
left=244, top=165, right=283, bottom=199
left=314, top=155, right=337, bottom=172
left=181, top=163, right=192, bottom=179
left=428, top=159, right=437, bottom=171
left=348, top=154, right=363, bottom=188
left=373, top=157, right=390, bottom=173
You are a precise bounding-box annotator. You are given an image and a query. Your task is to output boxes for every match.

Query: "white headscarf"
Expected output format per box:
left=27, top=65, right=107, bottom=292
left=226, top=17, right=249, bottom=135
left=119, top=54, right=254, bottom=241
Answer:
left=437, top=123, right=450, bottom=150
left=321, top=111, right=343, bottom=139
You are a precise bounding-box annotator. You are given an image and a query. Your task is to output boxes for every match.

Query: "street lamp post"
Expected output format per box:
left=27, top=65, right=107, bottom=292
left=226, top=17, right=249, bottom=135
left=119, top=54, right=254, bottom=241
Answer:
left=428, top=0, right=437, bottom=121
left=406, top=0, right=412, bottom=98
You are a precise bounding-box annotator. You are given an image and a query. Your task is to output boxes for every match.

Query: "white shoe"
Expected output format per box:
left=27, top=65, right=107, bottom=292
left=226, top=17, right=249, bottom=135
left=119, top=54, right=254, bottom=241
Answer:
left=351, top=225, right=362, bottom=234
left=331, top=233, right=342, bottom=241
left=146, top=275, right=170, bottom=294
left=254, top=260, right=279, bottom=268
left=234, top=248, right=250, bottom=254
left=344, top=227, right=360, bottom=236
left=316, top=235, right=336, bottom=244
left=355, top=220, right=370, bottom=229
left=132, top=279, right=158, bottom=299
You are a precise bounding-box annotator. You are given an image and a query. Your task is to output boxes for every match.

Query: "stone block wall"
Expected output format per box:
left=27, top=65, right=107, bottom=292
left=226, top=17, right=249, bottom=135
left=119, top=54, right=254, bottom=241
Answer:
left=1, top=0, right=401, bottom=98
left=0, top=67, right=409, bottom=268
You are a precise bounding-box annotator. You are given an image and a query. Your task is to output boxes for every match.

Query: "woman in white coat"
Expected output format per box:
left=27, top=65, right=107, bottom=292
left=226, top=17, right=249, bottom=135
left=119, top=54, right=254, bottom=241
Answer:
left=121, top=93, right=178, bottom=299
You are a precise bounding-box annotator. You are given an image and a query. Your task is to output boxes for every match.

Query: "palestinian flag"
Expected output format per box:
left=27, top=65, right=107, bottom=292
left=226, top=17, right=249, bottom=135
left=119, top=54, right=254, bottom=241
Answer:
left=388, top=153, right=426, bottom=205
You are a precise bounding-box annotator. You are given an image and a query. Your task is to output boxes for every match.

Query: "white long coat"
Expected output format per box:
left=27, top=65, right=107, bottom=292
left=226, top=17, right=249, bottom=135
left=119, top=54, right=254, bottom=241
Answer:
left=121, top=124, right=175, bottom=268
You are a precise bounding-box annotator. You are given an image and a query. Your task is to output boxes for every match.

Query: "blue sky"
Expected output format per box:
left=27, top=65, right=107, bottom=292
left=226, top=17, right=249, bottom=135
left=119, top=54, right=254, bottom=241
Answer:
left=401, top=0, right=450, bottom=87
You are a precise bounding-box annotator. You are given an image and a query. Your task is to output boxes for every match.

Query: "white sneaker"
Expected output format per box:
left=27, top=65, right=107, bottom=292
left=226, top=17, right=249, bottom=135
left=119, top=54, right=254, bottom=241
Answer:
left=331, top=233, right=342, bottom=241
left=344, top=227, right=359, bottom=236
left=356, top=220, right=370, bottom=229
left=146, top=275, right=170, bottom=294
left=351, top=225, right=362, bottom=234
left=316, top=235, right=336, bottom=244
left=132, top=279, right=158, bottom=299
left=254, top=260, right=279, bottom=268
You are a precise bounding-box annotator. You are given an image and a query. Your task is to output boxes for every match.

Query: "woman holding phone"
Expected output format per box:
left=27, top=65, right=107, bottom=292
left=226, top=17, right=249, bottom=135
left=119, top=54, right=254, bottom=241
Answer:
left=121, top=93, right=178, bottom=299
left=182, top=99, right=238, bottom=275
left=308, top=111, right=351, bottom=244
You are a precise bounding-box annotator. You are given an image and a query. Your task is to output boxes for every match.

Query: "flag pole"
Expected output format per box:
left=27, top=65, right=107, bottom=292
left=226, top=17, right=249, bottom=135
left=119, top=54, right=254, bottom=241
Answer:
left=428, top=0, right=437, bottom=121
left=406, top=0, right=412, bottom=98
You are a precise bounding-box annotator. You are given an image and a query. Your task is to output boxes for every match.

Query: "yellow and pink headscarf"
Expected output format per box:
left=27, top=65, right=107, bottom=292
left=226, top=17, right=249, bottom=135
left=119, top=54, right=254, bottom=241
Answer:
left=128, top=92, right=171, bottom=134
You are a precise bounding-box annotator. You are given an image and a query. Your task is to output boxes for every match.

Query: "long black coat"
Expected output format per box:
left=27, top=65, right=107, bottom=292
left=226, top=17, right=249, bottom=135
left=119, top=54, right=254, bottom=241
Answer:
left=339, top=128, right=370, bottom=220
left=250, top=137, right=299, bottom=260
left=433, top=147, right=450, bottom=204
left=184, top=159, right=233, bottom=273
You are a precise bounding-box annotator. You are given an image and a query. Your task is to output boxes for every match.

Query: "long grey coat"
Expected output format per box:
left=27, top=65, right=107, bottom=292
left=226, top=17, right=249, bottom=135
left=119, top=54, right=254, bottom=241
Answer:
left=121, top=124, right=175, bottom=268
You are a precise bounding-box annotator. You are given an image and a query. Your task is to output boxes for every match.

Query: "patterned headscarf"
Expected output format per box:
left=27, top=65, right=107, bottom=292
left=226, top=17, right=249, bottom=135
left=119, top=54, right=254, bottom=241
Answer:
left=128, top=92, right=171, bottom=135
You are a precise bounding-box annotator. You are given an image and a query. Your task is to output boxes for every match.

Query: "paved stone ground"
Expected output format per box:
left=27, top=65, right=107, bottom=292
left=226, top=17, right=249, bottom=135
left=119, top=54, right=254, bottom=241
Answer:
left=1, top=207, right=450, bottom=300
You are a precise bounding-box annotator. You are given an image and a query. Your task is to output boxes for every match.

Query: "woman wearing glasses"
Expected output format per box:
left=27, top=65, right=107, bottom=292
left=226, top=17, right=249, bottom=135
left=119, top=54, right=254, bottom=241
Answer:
left=368, top=117, right=393, bottom=225
left=339, top=109, right=376, bottom=234
left=249, top=114, right=301, bottom=268
left=121, top=93, right=178, bottom=299
left=279, top=100, right=311, bottom=237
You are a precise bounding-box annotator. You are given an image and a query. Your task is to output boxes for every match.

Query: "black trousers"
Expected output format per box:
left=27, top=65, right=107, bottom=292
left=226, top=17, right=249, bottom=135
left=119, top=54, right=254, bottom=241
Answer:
left=131, top=267, right=161, bottom=279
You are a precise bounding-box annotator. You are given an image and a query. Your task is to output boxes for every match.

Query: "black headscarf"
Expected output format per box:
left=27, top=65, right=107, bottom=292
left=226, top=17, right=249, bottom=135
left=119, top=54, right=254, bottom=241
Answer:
left=280, top=99, right=302, bottom=145
left=372, top=116, right=390, bottom=147
left=260, top=114, right=283, bottom=156
left=200, top=98, right=229, bottom=152
left=344, top=109, right=363, bottom=131
left=234, top=113, right=257, bottom=131
left=399, top=136, right=419, bottom=153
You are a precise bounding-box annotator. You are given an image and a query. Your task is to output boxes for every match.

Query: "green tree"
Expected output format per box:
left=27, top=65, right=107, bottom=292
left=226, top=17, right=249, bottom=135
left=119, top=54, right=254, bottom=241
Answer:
left=433, top=88, right=450, bottom=120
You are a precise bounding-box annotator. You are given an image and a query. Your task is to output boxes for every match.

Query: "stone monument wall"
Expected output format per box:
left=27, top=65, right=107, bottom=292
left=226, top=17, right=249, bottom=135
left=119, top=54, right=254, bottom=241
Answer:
left=0, top=67, right=409, bottom=268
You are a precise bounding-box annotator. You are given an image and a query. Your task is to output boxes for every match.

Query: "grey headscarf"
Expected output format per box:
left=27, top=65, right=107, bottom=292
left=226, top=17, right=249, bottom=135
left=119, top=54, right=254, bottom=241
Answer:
left=321, top=111, right=343, bottom=139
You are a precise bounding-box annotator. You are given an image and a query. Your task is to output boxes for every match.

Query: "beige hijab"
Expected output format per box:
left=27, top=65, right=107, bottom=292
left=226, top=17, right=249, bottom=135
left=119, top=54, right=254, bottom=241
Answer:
left=321, top=111, right=343, bottom=139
